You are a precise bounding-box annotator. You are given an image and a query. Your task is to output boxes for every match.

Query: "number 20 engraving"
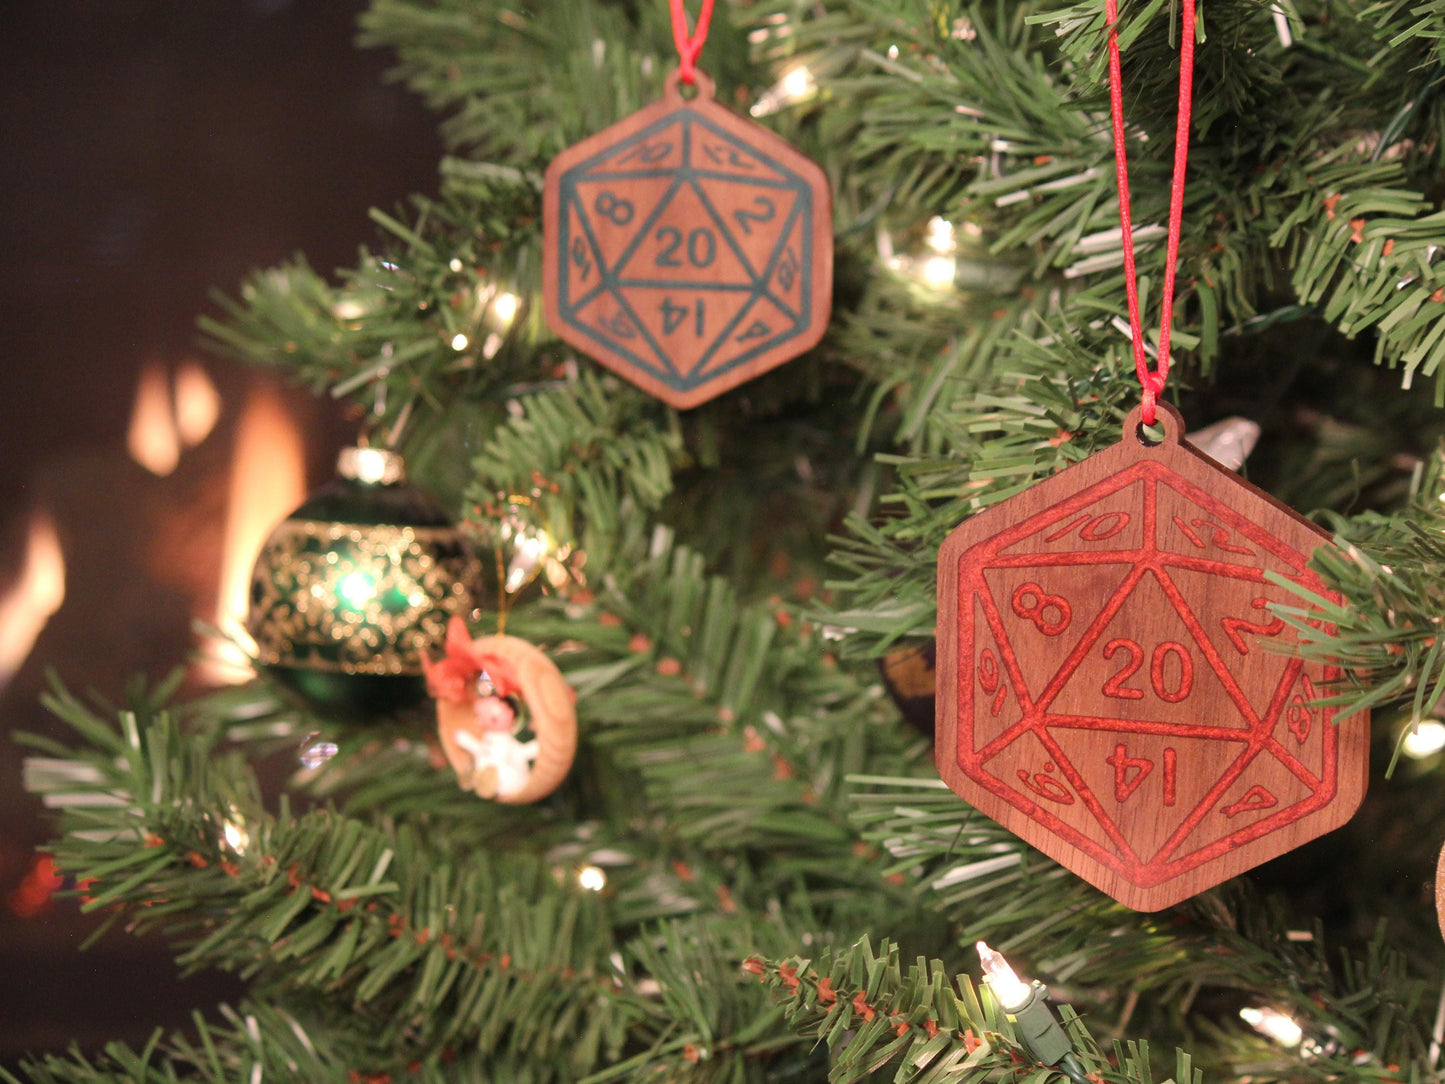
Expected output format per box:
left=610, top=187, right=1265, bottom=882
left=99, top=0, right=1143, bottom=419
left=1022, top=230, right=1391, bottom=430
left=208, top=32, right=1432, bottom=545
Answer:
left=1102, top=639, right=1193, bottom=703
left=655, top=227, right=716, bottom=268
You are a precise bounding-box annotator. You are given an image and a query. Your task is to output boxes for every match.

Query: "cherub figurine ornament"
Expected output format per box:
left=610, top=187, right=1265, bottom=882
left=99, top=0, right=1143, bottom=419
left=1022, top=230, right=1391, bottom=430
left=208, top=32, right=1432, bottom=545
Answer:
left=423, top=616, right=577, bottom=803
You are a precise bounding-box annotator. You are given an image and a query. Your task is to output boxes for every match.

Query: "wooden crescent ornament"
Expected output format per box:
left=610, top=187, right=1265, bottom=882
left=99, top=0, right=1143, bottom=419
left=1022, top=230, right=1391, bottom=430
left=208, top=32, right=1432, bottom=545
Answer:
left=426, top=619, right=577, bottom=804
left=543, top=69, right=833, bottom=409
left=936, top=404, right=1370, bottom=911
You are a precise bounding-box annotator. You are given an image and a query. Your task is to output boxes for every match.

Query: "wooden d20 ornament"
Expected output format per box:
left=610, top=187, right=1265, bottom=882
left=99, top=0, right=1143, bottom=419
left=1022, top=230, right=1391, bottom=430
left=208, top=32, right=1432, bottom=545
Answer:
left=936, top=404, right=1369, bottom=911
left=543, top=70, right=832, bottom=409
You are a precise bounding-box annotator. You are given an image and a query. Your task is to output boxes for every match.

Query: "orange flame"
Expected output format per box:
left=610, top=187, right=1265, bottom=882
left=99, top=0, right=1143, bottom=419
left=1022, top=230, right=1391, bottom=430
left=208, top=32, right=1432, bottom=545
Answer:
left=198, top=386, right=305, bottom=685
left=0, top=510, right=65, bottom=689
left=126, top=362, right=181, bottom=476
left=174, top=360, right=221, bottom=448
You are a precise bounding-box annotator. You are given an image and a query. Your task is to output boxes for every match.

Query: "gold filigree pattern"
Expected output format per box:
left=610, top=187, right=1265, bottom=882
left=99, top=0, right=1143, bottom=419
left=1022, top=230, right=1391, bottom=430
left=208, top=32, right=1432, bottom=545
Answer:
left=247, top=518, right=475, bottom=675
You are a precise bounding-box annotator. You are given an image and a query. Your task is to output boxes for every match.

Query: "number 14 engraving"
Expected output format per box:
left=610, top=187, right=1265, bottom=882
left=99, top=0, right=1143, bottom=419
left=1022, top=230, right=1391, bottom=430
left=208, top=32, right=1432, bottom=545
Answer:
left=659, top=298, right=705, bottom=336
left=1107, top=743, right=1178, bottom=805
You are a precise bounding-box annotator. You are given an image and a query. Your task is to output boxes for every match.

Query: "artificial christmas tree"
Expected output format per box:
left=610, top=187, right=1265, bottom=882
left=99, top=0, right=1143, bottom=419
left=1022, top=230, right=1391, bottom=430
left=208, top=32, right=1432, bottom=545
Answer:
left=13, top=1, right=1445, bottom=1082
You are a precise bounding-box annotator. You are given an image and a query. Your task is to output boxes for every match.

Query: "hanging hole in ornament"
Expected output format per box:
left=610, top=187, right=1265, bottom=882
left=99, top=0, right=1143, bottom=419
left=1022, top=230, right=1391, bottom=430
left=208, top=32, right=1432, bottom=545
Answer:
left=1135, top=418, right=1166, bottom=447
left=666, top=68, right=715, bottom=103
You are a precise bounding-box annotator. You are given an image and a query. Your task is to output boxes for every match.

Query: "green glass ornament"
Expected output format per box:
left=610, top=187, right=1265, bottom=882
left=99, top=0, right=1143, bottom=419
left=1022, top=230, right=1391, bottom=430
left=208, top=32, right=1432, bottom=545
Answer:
left=247, top=447, right=479, bottom=716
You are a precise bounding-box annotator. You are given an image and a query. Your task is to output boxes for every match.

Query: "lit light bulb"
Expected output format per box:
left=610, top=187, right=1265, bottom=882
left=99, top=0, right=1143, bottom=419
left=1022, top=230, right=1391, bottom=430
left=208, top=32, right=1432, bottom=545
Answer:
left=338, top=572, right=377, bottom=607
left=492, top=292, right=520, bottom=325
left=222, top=817, right=250, bottom=855
left=1403, top=719, right=1445, bottom=758
left=352, top=447, right=391, bottom=485
left=750, top=64, right=817, bottom=116
left=451, top=332, right=470, bottom=351
left=505, top=528, right=555, bottom=595
left=1240, top=1006, right=1303, bottom=1048
left=976, top=941, right=1033, bottom=1011
left=925, top=216, right=957, bottom=254
left=920, top=254, right=957, bottom=289
left=780, top=66, right=814, bottom=102
left=578, top=865, right=607, bottom=891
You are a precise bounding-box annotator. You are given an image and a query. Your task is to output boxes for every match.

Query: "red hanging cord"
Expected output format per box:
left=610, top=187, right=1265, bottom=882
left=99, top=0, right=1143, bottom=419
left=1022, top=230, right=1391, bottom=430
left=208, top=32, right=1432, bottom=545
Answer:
left=1104, top=0, right=1196, bottom=425
left=669, top=0, right=716, bottom=84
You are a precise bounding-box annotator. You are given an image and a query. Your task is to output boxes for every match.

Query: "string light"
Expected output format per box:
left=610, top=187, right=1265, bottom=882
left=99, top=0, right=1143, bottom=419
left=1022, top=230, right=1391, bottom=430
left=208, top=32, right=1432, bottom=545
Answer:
left=338, top=572, right=378, bottom=608
left=451, top=332, right=470, bottom=351
left=505, top=525, right=557, bottom=594
left=351, top=447, right=392, bottom=485
left=1403, top=719, right=1445, bottom=758
left=492, top=292, right=520, bottom=325
left=751, top=64, right=816, bottom=116
left=975, top=942, right=1085, bottom=1079
left=880, top=216, right=963, bottom=292
left=1240, top=1007, right=1304, bottom=1048
left=577, top=865, right=607, bottom=891
left=925, top=217, right=957, bottom=254
left=977, top=940, right=1032, bottom=1011
left=221, top=816, right=250, bottom=856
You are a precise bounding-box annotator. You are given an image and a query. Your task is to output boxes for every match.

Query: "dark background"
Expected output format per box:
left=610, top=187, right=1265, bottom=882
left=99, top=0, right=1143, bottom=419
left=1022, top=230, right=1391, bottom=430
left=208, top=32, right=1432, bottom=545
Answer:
left=0, top=0, right=441, bottom=1060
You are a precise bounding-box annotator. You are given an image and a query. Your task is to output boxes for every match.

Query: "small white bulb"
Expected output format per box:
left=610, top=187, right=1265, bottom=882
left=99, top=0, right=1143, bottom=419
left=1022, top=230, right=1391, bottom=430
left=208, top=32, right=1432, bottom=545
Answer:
left=1240, top=1006, right=1303, bottom=1048
left=492, top=292, right=520, bottom=325
left=222, top=818, right=250, bottom=855
left=925, top=216, right=957, bottom=254
left=976, top=941, right=1032, bottom=1011
left=578, top=865, right=607, bottom=891
left=353, top=447, right=390, bottom=485
left=780, top=66, right=814, bottom=102
left=920, top=255, right=957, bottom=289
left=1403, top=719, right=1445, bottom=758
left=451, top=332, right=470, bottom=351
left=338, top=572, right=377, bottom=606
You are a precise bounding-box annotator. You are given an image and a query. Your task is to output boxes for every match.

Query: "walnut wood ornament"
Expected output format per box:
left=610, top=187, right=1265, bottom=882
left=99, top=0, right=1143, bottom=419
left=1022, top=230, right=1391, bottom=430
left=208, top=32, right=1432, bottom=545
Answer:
left=936, top=405, right=1369, bottom=911
left=543, top=69, right=832, bottom=409
left=1436, top=838, right=1445, bottom=941
left=425, top=617, right=577, bottom=804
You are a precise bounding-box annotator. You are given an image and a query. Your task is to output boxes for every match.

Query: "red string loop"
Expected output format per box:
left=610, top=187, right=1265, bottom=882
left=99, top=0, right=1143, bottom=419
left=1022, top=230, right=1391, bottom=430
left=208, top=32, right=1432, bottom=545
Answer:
left=669, top=0, right=716, bottom=84
left=1104, top=0, right=1195, bottom=426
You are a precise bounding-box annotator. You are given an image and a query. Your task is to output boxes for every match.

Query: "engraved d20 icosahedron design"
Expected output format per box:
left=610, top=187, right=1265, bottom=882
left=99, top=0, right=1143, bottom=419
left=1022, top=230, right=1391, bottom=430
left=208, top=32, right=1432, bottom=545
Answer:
left=935, top=405, right=1369, bottom=911
left=543, top=73, right=832, bottom=410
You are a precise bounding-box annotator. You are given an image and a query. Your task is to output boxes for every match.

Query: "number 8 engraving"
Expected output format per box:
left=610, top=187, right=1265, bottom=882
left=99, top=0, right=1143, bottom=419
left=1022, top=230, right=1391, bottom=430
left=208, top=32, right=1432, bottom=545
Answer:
left=594, top=191, right=634, bottom=225
left=1011, top=583, right=1071, bottom=636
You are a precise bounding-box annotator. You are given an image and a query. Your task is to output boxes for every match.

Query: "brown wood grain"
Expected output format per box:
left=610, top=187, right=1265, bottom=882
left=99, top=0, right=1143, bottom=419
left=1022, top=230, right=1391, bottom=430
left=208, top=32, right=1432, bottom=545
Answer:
left=935, top=404, right=1370, bottom=911
left=1437, top=839, right=1445, bottom=941
left=543, top=70, right=832, bottom=409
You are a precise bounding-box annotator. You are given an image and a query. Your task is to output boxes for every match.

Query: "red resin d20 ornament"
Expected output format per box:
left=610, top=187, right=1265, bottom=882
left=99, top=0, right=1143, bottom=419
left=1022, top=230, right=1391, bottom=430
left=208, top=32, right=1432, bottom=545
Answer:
left=936, top=405, right=1369, bottom=911
left=543, top=71, right=832, bottom=409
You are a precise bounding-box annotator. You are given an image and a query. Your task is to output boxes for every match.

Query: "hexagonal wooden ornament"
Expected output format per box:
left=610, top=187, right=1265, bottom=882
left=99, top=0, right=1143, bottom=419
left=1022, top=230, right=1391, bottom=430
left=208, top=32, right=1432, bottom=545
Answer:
left=935, top=405, right=1369, bottom=911
left=543, top=71, right=832, bottom=409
